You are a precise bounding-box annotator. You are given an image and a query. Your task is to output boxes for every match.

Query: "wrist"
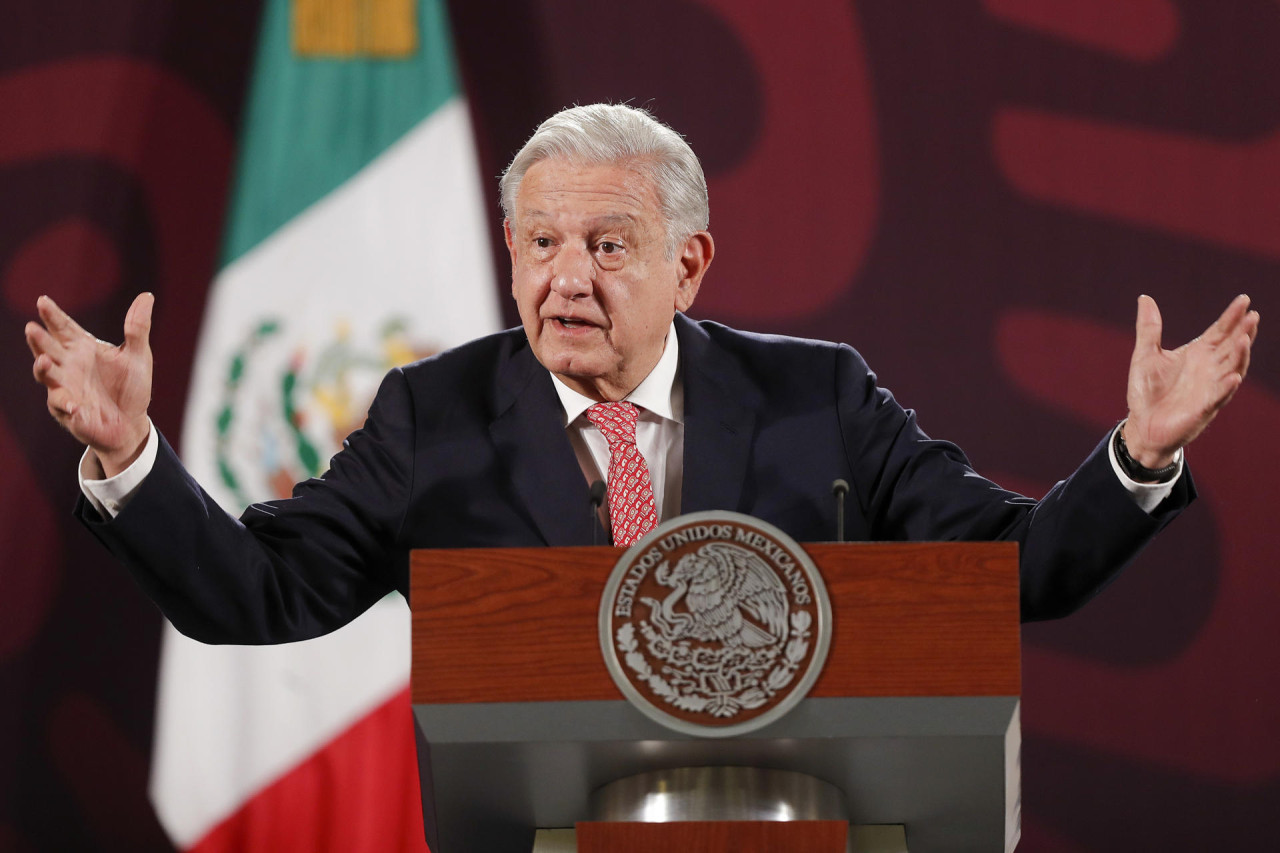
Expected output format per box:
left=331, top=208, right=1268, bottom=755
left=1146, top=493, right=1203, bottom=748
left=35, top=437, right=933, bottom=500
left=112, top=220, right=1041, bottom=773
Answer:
left=96, top=424, right=150, bottom=478
left=1116, top=422, right=1179, bottom=483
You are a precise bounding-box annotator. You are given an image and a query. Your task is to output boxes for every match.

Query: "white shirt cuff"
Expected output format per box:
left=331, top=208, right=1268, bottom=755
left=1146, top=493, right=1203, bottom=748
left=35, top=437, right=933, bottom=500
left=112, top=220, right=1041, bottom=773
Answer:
left=78, top=420, right=159, bottom=519
left=1108, top=423, right=1182, bottom=513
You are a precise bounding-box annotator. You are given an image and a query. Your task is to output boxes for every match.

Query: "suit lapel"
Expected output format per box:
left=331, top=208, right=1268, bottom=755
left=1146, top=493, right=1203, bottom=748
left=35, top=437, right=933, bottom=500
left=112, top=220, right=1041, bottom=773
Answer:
left=676, top=315, right=759, bottom=515
left=489, top=340, right=599, bottom=546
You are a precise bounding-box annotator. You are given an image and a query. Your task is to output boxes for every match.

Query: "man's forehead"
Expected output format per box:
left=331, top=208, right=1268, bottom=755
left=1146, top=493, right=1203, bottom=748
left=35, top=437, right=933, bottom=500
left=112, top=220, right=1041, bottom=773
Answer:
left=519, top=159, right=658, bottom=206
left=518, top=209, right=642, bottom=230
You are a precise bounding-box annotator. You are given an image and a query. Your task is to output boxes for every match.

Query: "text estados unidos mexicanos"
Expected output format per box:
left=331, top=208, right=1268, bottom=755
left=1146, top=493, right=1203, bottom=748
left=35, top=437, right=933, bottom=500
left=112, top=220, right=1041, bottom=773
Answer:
left=613, top=524, right=812, bottom=617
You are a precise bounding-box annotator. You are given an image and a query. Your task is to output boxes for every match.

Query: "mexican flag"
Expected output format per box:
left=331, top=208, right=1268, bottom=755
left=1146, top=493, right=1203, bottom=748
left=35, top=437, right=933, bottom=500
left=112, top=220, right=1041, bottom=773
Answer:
left=151, top=1, right=499, bottom=849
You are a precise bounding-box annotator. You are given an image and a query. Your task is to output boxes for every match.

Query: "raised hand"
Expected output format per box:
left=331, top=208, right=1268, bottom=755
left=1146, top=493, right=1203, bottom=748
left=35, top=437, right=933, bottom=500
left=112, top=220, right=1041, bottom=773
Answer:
left=26, top=293, right=155, bottom=477
left=1124, top=294, right=1259, bottom=470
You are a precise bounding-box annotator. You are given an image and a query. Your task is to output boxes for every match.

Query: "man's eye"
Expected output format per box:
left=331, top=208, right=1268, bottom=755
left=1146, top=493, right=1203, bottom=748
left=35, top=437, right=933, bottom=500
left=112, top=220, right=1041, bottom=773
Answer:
left=598, top=241, right=620, bottom=254
left=534, top=237, right=552, bottom=248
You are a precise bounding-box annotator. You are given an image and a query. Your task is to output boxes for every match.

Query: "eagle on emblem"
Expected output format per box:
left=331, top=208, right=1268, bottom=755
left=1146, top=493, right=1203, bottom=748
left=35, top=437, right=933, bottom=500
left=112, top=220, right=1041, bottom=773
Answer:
left=641, top=542, right=789, bottom=648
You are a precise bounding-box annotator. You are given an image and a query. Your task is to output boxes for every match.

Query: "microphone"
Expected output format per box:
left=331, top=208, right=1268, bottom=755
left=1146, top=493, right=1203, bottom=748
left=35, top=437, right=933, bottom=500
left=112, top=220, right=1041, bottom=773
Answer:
left=589, top=480, right=607, bottom=546
left=831, top=479, right=849, bottom=543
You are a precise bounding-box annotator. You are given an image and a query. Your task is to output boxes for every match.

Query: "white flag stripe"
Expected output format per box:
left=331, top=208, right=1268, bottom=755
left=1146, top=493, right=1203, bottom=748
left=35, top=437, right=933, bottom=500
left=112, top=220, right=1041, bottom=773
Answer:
left=149, top=597, right=409, bottom=847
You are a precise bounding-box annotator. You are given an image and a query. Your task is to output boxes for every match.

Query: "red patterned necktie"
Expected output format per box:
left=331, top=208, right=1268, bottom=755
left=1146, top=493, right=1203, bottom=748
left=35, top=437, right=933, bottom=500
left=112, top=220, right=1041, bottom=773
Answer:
left=586, top=402, right=659, bottom=548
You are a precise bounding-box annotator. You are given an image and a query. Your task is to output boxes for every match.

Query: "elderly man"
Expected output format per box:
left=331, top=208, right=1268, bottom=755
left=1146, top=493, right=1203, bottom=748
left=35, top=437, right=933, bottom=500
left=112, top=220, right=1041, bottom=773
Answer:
left=26, top=104, right=1257, bottom=643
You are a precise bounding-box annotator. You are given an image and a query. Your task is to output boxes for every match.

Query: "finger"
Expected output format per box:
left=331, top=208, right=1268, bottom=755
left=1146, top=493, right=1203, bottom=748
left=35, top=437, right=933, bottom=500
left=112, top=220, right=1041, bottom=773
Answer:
left=46, top=387, right=78, bottom=420
left=1210, top=319, right=1255, bottom=370
left=123, top=291, right=153, bottom=353
left=32, top=353, right=66, bottom=388
left=36, top=294, right=88, bottom=341
left=1205, top=336, right=1251, bottom=407
left=25, top=320, right=65, bottom=363
left=1232, top=330, right=1252, bottom=382
left=1212, top=372, right=1244, bottom=412
left=1134, top=294, right=1163, bottom=355
left=1201, top=294, right=1251, bottom=346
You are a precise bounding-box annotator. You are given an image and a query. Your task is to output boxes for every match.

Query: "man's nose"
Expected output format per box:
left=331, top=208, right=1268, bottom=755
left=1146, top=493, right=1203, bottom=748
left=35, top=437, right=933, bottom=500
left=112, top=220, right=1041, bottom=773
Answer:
left=551, top=245, right=593, bottom=298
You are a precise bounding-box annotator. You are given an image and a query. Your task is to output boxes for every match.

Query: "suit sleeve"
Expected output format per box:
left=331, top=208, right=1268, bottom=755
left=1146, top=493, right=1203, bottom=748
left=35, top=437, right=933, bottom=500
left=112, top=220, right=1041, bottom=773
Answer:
left=833, top=345, right=1194, bottom=622
left=77, top=367, right=416, bottom=644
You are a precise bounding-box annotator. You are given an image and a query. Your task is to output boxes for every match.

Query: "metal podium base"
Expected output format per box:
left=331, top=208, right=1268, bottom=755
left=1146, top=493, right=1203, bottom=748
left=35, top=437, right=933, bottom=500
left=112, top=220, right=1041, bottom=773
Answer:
left=416, top=695, right=1017, bottom=852
left=591, top=766, right=849, bottom=823
left=527, top=767, right=908, bottom=853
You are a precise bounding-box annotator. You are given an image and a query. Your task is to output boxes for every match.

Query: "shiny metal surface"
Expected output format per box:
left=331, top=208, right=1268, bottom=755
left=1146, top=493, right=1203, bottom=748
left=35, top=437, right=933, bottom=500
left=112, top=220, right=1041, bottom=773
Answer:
left=416, top=694, right=1019, bottom=852
left=589, top=766, right=850, bottom=823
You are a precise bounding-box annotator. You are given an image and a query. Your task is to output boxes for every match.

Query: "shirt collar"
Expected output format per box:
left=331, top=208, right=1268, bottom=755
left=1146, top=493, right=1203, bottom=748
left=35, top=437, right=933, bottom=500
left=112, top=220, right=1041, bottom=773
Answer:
left=551, top=321, right=682, bottom=425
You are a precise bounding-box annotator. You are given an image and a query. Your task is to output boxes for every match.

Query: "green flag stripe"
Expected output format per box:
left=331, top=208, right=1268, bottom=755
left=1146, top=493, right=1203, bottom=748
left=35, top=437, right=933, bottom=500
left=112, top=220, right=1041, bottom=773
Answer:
left=221, top=0, right=461, bottom=266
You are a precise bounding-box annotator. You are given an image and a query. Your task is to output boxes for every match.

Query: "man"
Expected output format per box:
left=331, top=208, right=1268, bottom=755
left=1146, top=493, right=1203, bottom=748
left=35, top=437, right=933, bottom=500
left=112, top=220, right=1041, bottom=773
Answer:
left=26, top=104, right=1258, bottom=643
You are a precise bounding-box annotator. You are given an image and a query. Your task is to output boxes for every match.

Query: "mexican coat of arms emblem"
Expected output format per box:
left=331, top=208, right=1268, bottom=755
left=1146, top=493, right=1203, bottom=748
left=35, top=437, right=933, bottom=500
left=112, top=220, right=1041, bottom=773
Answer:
left=599, top=511, right=833, bottom=737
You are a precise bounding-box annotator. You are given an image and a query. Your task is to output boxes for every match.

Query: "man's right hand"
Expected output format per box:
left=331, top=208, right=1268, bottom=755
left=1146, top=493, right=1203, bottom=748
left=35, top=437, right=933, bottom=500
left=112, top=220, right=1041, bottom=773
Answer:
left=26, top=292, right=154, bottom=478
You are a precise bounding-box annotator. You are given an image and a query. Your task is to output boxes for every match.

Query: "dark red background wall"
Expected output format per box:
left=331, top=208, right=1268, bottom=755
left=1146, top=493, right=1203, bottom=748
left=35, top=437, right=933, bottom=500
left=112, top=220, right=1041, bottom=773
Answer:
left=2, top=1, right=1276, bottom=850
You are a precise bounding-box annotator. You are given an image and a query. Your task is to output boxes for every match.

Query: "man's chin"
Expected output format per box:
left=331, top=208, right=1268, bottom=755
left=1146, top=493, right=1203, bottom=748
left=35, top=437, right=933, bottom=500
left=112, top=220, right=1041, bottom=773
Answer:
left=550, top=362, right=605, bottom=385
left=544, top=358, right=615, bottom=399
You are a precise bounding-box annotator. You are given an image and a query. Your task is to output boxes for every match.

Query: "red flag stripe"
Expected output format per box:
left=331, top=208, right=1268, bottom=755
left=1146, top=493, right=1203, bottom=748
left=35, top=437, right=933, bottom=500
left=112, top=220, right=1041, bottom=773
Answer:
left=187, top=686, right=430, bottom=853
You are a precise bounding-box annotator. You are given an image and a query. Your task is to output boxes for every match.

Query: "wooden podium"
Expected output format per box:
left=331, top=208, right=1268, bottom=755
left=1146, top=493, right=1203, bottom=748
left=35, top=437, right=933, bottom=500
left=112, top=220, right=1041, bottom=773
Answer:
left=410, top=542, right=1021, bottom=853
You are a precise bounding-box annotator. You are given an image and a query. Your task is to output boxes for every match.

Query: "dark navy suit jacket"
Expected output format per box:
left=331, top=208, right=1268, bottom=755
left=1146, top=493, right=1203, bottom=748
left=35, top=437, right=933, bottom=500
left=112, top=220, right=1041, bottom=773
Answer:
left=81, top=313, right=1192, bottom=643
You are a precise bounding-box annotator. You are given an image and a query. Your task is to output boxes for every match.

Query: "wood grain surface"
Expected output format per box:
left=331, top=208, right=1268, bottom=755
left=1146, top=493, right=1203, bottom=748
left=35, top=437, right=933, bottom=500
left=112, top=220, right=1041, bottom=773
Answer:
left=574, top=819, right=848, bottom=852
left=410, top=542, right=1019, bottom=704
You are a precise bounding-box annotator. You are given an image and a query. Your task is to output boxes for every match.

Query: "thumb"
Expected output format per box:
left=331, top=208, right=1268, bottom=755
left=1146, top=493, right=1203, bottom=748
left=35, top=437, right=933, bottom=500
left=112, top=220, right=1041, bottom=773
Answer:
left=123, top=292, right=154, bottom=353
left=1134, top=294, right=1163, bottom=356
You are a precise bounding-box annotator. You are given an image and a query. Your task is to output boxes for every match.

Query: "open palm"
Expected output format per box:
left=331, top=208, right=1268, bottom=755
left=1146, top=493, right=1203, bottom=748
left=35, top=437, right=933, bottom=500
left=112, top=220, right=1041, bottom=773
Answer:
left=26, top=293, right=154, bottom=476
left=1125, top=294, right=1258, bottom=468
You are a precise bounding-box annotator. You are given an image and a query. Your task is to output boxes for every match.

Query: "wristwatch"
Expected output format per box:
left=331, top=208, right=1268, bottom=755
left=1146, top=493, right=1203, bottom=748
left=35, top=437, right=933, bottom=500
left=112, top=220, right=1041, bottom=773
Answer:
left=1114, top=424, right=1179, bottom=483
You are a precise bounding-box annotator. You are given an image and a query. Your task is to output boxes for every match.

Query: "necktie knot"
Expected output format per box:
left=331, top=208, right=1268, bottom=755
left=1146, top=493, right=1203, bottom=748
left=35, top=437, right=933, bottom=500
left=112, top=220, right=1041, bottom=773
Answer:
left=586, top=402, right=640, bottom=447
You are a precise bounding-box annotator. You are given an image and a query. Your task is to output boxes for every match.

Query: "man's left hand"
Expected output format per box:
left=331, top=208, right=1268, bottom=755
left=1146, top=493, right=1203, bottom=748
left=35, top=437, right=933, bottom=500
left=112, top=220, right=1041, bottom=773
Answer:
left=1124, top=294, right=1259, bottom=469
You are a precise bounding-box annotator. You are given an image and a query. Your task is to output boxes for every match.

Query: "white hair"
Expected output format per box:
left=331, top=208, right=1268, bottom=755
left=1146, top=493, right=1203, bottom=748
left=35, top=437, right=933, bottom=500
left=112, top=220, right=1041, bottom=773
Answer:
left=499, top=103, right=709, bottom=257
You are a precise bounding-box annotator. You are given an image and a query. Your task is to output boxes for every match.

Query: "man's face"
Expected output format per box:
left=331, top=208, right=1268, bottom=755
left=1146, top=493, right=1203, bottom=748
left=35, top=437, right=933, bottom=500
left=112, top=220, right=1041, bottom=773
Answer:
left=505, top=158, right=712, bottom=402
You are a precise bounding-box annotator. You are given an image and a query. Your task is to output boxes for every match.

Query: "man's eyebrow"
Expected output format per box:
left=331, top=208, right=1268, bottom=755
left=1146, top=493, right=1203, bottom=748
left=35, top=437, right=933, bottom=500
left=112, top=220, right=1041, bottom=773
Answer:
left=590, top=214, right=640, bottom=230
left=521, top=211, right=637, bottom=224
left=516, top=211, right=641, bottom=235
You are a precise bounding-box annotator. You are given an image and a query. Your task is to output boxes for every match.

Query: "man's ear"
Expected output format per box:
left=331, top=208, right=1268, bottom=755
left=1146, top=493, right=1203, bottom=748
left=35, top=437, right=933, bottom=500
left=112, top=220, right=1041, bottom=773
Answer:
left=504, top=219, right=519, bottom=296
left=674, top=231, right=714, bottom=313
left=504, top=219, right=517, bottom=259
